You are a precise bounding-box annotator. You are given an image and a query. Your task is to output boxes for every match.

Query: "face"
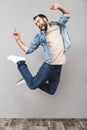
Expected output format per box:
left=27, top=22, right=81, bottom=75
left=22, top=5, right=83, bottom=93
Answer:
left=34, top=16, right=48, bottom=31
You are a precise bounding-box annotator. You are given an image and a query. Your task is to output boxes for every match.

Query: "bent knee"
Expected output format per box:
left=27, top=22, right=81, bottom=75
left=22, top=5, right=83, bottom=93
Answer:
left=27, top=84, right=37, bottom=90
left=29, top=87, right=36, bottom=90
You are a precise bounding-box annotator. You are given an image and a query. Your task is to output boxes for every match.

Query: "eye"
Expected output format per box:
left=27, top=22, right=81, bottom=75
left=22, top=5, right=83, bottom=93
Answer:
left=35, top=22, right=38, bottom=26
left=38, top=19, right=41, bottom=23
left=35, top=20, right=40, bottom=26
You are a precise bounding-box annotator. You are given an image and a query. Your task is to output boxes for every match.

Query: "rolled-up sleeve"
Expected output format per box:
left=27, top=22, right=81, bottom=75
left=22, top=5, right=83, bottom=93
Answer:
left=57, top=14, right=70, bottom=25
left=26, top=34, right=40, bottom=54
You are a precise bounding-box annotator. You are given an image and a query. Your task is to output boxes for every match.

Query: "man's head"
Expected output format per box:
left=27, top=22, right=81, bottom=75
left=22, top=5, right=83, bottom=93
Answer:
left=33, top=14, right=49, bottom=31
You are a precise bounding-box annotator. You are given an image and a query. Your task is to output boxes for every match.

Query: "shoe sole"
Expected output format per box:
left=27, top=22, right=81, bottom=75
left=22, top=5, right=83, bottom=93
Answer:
left=16, top=78, right=25, bottom=86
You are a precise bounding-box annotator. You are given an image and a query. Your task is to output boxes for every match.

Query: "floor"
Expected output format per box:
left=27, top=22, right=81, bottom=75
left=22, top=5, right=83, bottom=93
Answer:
left=0, top=119, right=87, bottom=130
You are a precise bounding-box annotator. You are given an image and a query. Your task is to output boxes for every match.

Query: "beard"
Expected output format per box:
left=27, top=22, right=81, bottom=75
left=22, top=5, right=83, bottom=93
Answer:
left=40, top=21, right=48, bottom=32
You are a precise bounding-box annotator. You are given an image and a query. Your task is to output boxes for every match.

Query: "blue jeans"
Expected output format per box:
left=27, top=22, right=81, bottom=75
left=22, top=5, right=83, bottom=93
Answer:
left=17, top=61, right=62, bottom=95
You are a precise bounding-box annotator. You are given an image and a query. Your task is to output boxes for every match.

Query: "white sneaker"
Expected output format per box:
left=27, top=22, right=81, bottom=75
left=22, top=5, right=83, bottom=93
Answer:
left=7, top=55, right=25, bottom=64
left=16, top=78, right=25, bottom=86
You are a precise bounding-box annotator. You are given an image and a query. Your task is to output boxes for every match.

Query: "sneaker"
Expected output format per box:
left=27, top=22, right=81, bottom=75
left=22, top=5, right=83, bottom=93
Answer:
left=7, top=55, right=25, bottom=64
left=16, top=78, right=25, bottom=86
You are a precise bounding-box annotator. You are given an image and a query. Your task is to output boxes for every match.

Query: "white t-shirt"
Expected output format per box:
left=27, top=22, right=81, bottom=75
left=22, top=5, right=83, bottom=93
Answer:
left=46, top=25, right=66, bottom=65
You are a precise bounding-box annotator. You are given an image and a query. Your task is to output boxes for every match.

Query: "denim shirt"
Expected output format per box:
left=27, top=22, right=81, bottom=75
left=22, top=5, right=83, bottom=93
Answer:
left=26, top=14, right=71, bottom=63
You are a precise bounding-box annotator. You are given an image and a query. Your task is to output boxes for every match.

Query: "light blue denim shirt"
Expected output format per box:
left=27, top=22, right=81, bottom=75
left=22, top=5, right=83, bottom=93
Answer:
left=26, top=14, right=71, bottom=63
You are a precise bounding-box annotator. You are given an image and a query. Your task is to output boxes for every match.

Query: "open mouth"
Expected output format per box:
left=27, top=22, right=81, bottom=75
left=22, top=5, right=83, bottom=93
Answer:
left=40, top=24, right=44, bottom=29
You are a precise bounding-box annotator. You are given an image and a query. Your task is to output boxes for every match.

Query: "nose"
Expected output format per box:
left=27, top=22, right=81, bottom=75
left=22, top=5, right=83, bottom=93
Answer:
left=37, top=23, right=40, bottom=27
left=37, top=23, right=42, bottom=29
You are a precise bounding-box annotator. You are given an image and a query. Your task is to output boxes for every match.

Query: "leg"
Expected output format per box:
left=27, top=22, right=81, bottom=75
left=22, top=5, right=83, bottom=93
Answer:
left=39, top=65, right=62, bottom=95
left=17, top=61, right=55, bottom=90
left=7, top=55, right=62, bottom=94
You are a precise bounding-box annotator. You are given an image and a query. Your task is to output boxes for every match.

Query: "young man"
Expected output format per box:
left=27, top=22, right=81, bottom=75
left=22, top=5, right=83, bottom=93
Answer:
left=7, top=3, right=70, bottom=95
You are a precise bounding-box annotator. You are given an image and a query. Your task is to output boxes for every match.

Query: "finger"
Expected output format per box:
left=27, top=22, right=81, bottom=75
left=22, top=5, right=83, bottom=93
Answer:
left=14, top=28, right=16, bottom=33
left=50, top=5, right=54, bottom=9
left=18, top=32, right=20, bottom=35
left=50, top=4, right=53, bottom=7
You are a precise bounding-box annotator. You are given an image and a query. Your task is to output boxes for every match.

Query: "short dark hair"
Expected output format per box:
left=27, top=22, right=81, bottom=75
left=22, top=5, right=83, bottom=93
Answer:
left=33, top=14, right=48, bottom=21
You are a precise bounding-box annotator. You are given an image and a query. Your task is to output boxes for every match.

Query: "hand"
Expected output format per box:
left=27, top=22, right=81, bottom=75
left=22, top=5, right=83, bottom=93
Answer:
left=50, top=3, right=59, bottom=10
left=13, top=28, right=20, bottom=41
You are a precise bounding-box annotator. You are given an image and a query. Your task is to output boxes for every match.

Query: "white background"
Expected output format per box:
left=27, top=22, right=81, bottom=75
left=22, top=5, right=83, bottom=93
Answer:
left=0, top=0, right=87, bottom=118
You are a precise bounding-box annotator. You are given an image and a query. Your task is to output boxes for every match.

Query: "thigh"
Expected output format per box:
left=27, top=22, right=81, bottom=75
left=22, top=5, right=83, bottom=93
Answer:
left=32, top=62, right=53, bottom=88
left=49, top=65, right=62, bottom=87
left=39, top=65, right=62, bottom=94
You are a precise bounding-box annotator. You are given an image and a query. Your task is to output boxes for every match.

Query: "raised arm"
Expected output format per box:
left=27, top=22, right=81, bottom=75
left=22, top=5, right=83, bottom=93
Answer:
left=13, top=29, right=40, bottom=54
left=50, top=3, right=70, bottom=14
left=13, top=29, right=27, bottom=52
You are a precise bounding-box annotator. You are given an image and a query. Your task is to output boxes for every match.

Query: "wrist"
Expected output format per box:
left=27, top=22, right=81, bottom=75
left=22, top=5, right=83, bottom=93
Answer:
left=16, top=39, right=20, bottom=42
left=57, top=4, right=63, bottom=10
